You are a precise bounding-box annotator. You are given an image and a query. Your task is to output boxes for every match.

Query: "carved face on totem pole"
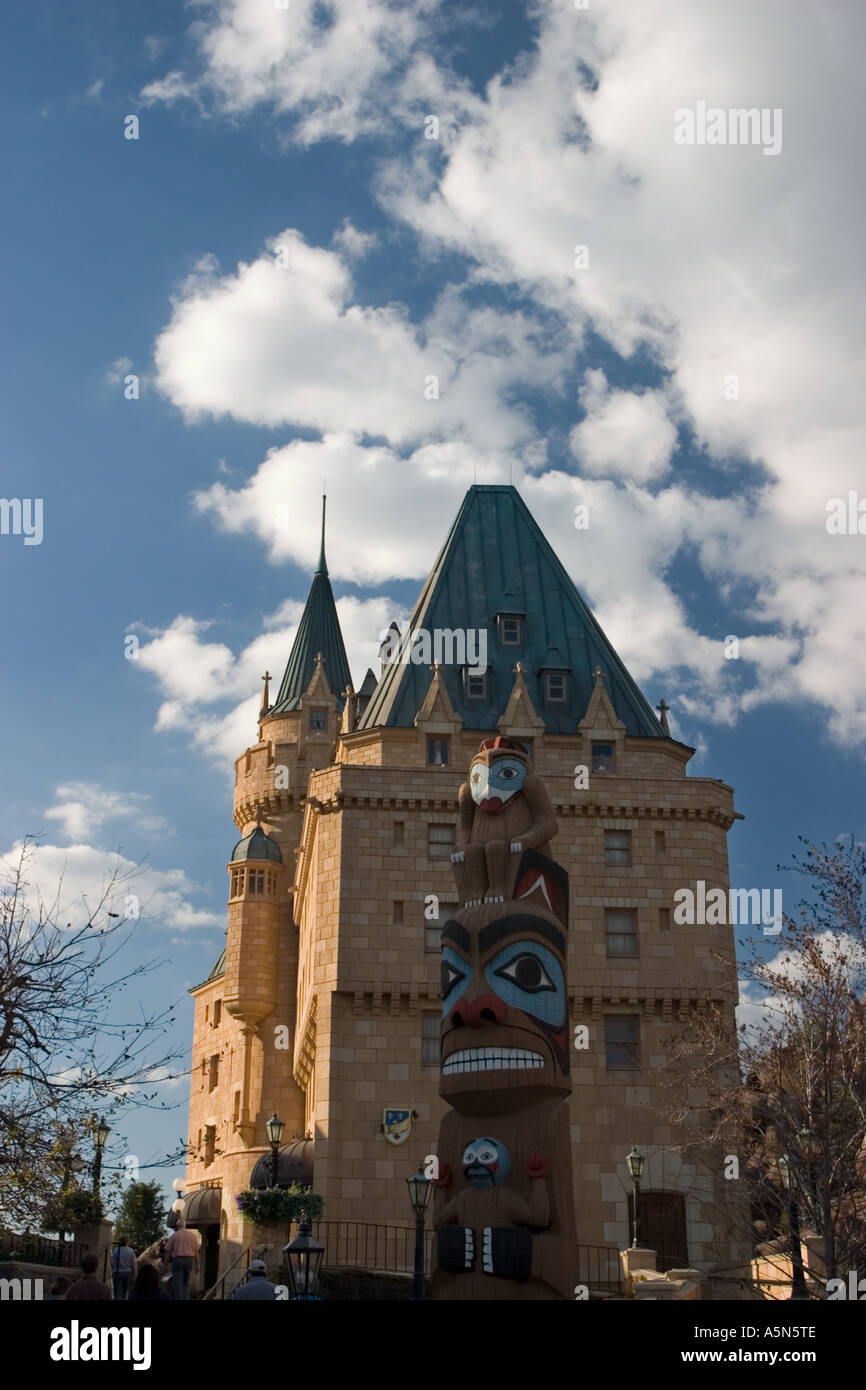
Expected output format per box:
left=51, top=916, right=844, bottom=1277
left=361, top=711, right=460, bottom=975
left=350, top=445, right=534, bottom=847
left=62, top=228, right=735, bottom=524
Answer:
left=440, top=907, right=570, bottom=1113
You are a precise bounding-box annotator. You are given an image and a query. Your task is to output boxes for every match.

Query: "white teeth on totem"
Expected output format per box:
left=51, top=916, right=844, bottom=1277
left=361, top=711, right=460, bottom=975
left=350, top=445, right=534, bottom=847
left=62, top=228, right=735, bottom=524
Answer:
left=442, top=1047, right=544, bottom=1074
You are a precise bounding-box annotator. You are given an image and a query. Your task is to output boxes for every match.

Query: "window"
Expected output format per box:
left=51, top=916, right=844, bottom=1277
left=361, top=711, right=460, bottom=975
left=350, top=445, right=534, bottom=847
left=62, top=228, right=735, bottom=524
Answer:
left=544, top=672, right=567, bottom=702
left=200, top=1059, right=207, bottom=1082
left=605, top=830, right=631, bottom=866
left=205, top=1004, right=209, bottom=1023
left=249, top=869, right=265, bottom=894
left=204, top=1125, right=216, bottom=1167
left=605, top=908, right=637, bottom=957
left=425, top=899, right=443, bottom=952
left=208, top=1054, right=219, bottom=1091
left=422, top=1013, right=440, bottom=1065
left=592, top=742, right=614, bottom=772
left=213, top=999, right=222, bottom=1027
left=393, top=821, right=405, bottom=847
left=604, top=1016, right=639, bottom=1069
left=230, top=868, right=243, bottom=898
left=309, top=709, right=327, bottom=731
left=267, top=872, right=277, bottom=895
left=499, top=615, right=523, bottom=645
left=428, top=824, right=454, bottom=859
left=659, top=907, right=670, bottom=931
left=464, top=669, right=488, bottom=699
left=655, top=830, right=666, bottom=855
left=393, top=901, right=404, bottom=925
left=427, top=737, right=449, bottom=766
left=232, top=1091, right=240, bottom=1125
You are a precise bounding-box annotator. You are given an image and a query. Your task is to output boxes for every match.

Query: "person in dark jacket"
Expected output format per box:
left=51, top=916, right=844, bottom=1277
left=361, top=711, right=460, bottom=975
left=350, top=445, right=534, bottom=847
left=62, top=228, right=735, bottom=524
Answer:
left=229, top=1259, right=278, bottom=1300
left=129, top=1263, right=171, bottom=1302
left=65, top=1253, right=112, bottom=1300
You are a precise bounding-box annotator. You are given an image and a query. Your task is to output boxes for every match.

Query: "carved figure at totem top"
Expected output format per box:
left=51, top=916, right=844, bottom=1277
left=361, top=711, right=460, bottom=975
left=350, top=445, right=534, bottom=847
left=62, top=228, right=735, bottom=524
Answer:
left=433, top=737, right=577, bottom=1300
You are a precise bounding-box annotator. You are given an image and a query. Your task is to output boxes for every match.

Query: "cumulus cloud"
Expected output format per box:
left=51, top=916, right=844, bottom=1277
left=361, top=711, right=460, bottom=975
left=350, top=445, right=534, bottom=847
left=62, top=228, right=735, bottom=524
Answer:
left=140, top=0, right=440, bottom=144
left=570, top=369, right=679, bottom=484
left=154, top=231, right=557, bottom=453
left=44, top=783, right=168, bottom=843
left=0, top=838, right=221, bottom=933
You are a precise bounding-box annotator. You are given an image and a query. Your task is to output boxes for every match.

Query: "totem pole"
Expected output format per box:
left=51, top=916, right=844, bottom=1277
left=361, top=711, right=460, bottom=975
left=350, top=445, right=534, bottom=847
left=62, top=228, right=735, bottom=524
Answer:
left=432, top=736, right=577, bottom=1300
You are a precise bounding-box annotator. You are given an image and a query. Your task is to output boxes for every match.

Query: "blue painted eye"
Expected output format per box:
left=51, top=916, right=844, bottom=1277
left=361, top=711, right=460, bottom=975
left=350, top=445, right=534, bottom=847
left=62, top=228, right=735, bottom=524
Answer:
left=495, top=953, right=554, bottom=993
left=484, top=940, right=565, bottom=1028
left=441, top=943, right=471, bottom=1013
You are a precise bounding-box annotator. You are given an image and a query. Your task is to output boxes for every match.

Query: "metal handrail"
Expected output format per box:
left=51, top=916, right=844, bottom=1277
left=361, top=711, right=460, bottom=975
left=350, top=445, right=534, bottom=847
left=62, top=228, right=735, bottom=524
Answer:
left=202, top=1242, right=267, bottom=1301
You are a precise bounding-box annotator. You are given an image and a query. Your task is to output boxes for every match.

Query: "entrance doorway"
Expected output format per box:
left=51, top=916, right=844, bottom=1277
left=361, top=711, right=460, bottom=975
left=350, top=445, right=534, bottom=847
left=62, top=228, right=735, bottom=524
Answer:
left=628, top=1191, right=688, bottom=1271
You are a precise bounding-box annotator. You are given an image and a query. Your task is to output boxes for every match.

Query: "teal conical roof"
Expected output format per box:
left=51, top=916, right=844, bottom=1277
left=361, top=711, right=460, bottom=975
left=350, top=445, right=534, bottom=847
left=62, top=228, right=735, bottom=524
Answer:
left=359, top=484, right=663, bottom=737
left=270, top=497, right=353, bottom=714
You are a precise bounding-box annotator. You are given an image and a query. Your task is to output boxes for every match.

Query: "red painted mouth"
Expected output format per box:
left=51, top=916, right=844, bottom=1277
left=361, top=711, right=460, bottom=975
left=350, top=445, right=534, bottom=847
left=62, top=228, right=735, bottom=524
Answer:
left=479, top=796, right=505, bottom=813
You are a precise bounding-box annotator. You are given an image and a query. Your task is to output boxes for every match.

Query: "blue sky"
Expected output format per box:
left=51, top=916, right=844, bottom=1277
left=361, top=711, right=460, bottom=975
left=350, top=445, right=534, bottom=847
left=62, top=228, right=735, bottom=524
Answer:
left=2, top=0, right=864, bottom=1207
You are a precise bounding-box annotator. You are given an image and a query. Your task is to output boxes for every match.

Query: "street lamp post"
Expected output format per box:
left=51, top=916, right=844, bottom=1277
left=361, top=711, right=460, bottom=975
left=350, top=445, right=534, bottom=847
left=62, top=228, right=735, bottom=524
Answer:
left=283, top=1219, right=326, bottom=1300
left=407, top=1170, right=433, bottom=1300
left=777, top=1155, right=810, bottom=1300
left=626, top=1146, right=645, bottom=1249
left=265, top=1113, right=285, bottom=1189
left=92, top=1117, right=110, bottom=1196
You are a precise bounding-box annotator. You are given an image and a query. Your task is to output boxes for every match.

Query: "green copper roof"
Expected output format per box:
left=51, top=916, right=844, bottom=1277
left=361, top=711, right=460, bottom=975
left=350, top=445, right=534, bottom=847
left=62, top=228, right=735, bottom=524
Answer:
left=270, top=498, right=353, bottom=714
left=231, top=826, right=282, bottom=863
left=359, top=484, right=664, bottom=737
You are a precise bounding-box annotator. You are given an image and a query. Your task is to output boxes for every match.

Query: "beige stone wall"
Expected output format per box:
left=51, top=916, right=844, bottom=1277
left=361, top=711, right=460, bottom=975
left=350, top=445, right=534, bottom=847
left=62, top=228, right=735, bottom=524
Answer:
left=185, top=692, right=748, bottom=1279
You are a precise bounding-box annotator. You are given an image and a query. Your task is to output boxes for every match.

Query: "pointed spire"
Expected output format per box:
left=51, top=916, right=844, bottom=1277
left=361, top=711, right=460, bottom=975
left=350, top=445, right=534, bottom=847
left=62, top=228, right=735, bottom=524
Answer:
left=316, top=494, right=328, bottom=575
left=259, top=671, right=271, bottom=720
left=656, top=698, right=671, bottom=736
left=270, top=499, right=352, bottom=715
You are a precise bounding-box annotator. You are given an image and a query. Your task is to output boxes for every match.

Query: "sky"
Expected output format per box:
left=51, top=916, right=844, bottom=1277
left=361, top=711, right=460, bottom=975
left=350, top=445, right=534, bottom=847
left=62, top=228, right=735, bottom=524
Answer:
left=1, top=0, right=864, bottom=1208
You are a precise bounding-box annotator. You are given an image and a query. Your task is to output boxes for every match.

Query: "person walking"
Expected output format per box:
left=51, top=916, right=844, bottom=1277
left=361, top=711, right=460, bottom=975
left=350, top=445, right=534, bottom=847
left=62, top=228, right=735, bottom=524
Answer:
left=112, top=1234, right=137, bottom=1301
left=229, top=1259, right=278, bottom=1300
left=64, top=1253, right=112, bottom=1300
left=165, top=1218, right=200, bottom=1300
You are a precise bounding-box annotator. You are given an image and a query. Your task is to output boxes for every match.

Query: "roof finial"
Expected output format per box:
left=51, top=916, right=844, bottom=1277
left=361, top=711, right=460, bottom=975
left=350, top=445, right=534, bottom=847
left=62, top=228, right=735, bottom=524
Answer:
left=253, top=802, right=264, bottom=828
left=260, top=670, right=271, bottom=719
left=656, top=698, right=670, bottom=736
left=593, top=666, right=605, bottom=686
left=316, top=493, right=328, bottom=575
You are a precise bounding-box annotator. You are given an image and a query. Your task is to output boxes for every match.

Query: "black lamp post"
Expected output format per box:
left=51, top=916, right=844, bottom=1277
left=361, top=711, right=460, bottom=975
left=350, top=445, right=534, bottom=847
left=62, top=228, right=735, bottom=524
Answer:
left=777, top=1155, right=809, bottom=1300
left=283, top=1219, right=325, bottom=1300
left=626, top=1145, right=645, bottom=1249
left=265, top=1113, right=284, bottom=1189
left=92, top=1117, right=110, bottom=1196
left=407, top=1169, right=432, bottom=1300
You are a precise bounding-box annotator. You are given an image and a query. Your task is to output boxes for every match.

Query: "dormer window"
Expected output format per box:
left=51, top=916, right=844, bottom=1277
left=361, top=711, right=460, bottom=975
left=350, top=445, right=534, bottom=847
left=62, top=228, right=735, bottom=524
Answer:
left=427, top=737, right=449, bottom=766
left=498, top=614, right=523, bottom=645
left=464, top=669, right=488, bottom=700
left=309, top=709, right=326, bottom=731
left=544, top=672, right=568, bottom=703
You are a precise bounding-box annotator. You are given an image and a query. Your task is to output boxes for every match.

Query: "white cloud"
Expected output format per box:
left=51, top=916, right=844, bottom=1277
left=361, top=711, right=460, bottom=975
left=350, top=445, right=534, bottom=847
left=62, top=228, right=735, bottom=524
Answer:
left=140, top=0, right=439, bottom=144
left=154, top=231, right=555, bottom=453
left=570, top=369, right=678, bottom=484
left=0, top=839, right=221, bottom=933
left=331, top=219, right=378, bottom=259
left=44, top=783, right=168, bottom=844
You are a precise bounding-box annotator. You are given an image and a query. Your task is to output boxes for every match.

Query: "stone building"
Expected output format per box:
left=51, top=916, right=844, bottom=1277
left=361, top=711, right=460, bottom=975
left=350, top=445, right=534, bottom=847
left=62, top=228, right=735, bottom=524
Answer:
left=182, top=484, right=745, bottom=1285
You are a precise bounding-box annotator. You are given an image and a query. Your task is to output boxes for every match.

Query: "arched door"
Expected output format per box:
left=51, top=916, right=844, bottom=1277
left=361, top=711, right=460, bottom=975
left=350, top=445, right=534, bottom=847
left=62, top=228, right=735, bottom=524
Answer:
left=628, top=1191, right=688, bottom=1271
